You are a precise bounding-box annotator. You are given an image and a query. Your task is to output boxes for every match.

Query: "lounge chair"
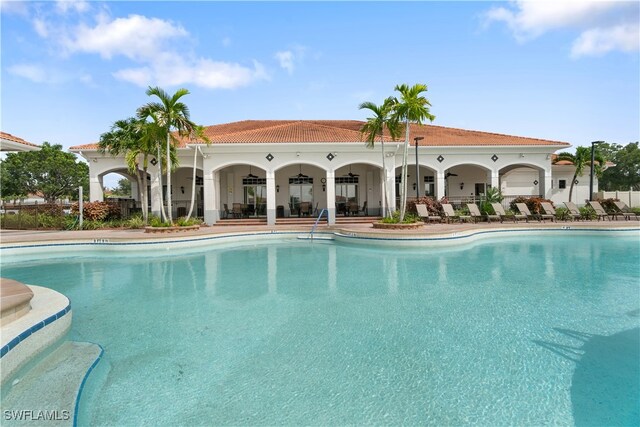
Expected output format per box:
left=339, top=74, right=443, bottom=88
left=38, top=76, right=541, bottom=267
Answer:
left=515, top=203, right=538, bottom=222
left=467, top=203, right=498, bottom=223
left=540, top=202, right=560, bottom=222
left=613, top=201, right=639, bottom=221
left=563, top=202, right=583, bottom=221
left=587, top=201, right=612, bottom=221
left=491, top=202, right=524, bottom=223
left=416, top=204, right=442, bottom=223
left=442, top=203, right=470, bottom=223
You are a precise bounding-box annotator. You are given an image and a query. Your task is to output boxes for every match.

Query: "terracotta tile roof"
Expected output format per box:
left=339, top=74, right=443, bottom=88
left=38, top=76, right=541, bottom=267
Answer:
left=70, top=120, right=570, bottom=150
left=0, top=131, right=40, bottom=149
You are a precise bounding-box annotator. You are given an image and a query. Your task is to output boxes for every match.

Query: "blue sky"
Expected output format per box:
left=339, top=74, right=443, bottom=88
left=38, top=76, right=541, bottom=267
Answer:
left=2, top=0, right=639, bottom=156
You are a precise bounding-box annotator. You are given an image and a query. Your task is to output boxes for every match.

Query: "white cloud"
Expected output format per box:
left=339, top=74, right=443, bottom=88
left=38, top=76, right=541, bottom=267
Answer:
left=483, top=0, right=639, bottom=57
left=32, top=17, right=49, bottom=37
left=275, top=50, right=294, bottom=74
left=7, top=63, right=47, bottom=83
left=571, top=23, right=640, bottom=57
left=0, top=0, right=29, bottom=16
left=114, top=56, right=269, bottom=89
left=55, top=0, right=89, bottom=15
left=64, top=14, right=188, bottom=60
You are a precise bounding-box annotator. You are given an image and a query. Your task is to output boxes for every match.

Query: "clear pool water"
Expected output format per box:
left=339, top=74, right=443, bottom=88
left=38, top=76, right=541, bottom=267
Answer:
left=2, top=234, right=639, bottom=426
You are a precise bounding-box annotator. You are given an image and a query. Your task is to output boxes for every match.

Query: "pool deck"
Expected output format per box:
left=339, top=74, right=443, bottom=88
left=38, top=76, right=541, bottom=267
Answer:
left=1, top=219, right=638, bottom=244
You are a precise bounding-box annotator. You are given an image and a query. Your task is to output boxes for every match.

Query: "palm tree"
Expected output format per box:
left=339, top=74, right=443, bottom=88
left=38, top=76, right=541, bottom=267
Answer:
left=185, top=125, right=210, bottom=221
left=359, top=97, right=401, bottom=218
left=137, top=87, right=197, bottom=224
left=392, top=83, right=435, bottom=221
left=554, top=146, right=605, bottom=202
left=98, top=117, right=153, bottom=224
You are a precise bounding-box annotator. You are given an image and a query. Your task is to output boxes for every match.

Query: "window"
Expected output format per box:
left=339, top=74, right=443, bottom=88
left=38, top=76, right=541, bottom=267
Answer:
left=423, top=176, right=434, bottom=197
left=335, top=177, right=358, bottom=214
left=289, top=177, right=313, bottom=212
left=558, top=179, right=566, bottom=189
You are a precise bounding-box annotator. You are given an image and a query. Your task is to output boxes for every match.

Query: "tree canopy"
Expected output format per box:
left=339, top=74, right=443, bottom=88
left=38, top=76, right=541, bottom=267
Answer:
left=598, top=142, right=640, bottom=191
left=0, top=142, right=89, bottom=202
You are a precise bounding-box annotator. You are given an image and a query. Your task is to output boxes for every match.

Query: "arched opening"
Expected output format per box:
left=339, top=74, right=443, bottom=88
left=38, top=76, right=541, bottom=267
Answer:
left=393, top=164, right=438, bottom=206
left=334, top=163, right=380, bottom=216
left=217, top=163, right=268, bottom=218
left=275, top=163, right=325, bottom=217
left=499, top=164, right=545, bottom=199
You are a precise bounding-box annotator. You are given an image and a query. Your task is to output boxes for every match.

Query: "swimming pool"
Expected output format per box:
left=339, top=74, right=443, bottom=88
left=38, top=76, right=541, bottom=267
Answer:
left=2, top=233, right=639, bottom=425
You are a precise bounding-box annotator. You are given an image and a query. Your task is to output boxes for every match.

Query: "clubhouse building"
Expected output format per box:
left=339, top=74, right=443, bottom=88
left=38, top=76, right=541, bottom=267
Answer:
left=70, top=120, right=593, bottom=225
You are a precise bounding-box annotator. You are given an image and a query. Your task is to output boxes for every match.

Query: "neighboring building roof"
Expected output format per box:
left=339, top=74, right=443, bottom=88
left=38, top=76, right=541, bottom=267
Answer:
left=0, top=132, right=40, bottom=151
left=70, top=120, right=571, bottom=150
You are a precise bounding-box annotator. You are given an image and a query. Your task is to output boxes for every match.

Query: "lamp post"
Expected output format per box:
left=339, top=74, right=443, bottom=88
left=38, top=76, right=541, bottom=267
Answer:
left=414, top=136, right=424, bottom=199
left=589, top=140, right=604, bottom=201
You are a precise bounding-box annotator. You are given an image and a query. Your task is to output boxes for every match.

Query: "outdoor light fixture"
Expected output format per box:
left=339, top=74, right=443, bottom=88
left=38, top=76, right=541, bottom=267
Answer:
left=276, top=185, right=280, bottom=192
left=589, top=141, right=604, bottom=201
left=414, top=136, right=424, bottom=199
left=460, top=182, right=464, bottom=190
left=321, top=178, right=326, bottom=192
left=180, top=186, right=185, bottom=194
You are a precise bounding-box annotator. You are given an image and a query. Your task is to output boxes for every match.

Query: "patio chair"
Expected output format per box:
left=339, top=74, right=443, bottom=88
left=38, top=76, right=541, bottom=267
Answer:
left=222, top=203, right=231, bottom=219
left=491, top=202, right=524, bottom=223
left=359, top=201, right=368, bottom=216
left=299, top=202, right=312, bottom=216
left=534, top=203, right=555, bottom=222
left=416, top=203, right=442, bottom=223
left=232, top=203, right=243, bottom=218
left=587, top=201, right=612, bottom=221
left=515, top=203, right=538, bottom=222
left=468, top=203, right=499, bottom=223
left=613, top=201, right=639, bottom=221
left=442, top=203, right=469, bottom=223
left=563, top=202, right=583, bottom=221
left=347, top=202, right=359, bottom=216
left=540, top=202, right=559, bottom=222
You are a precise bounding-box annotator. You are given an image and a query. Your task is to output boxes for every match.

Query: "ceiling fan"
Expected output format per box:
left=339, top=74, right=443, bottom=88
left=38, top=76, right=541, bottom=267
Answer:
left=344, top=165, right=359, bottom=178
left=296, top=165, right=308, bottom=178
left=445, top=171, right=458, bottom=179
left=245, top=166, right=258, bottom=179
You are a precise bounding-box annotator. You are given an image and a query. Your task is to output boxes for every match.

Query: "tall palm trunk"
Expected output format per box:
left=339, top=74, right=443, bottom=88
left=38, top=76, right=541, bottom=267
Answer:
left=156, top=145, right=167, bottom=221
left=399, top=120, right=410, bottom=220
left=140, top=155, right=149, bottom=224
left=568, top=171, right=578, bottom=202
left=380, top=132, right=390, bottom=217
left=165, top=131, right=173, bottom=223
left=186, top=146, right=198, bottom=220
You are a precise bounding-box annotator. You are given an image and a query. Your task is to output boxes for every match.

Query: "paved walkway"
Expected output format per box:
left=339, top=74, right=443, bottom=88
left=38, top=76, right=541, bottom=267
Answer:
left=1, top=219, right=638, bottom=244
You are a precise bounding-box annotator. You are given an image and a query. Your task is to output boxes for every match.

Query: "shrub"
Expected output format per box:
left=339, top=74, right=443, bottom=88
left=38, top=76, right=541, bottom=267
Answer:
left=554, top=207, right=571, bottom=221
left=380, top=210, right=421, bottom=224
left=510, top=196, right=553, bottom=214
left=175, top=216, right=202, bottom=227
left=597, top=198, right=619, bottom=214
left=126, top=215, right=145, bottom=229
left=579, top=206, right=598, bottom=220
left=407, top=196, right=443, bottom=215
left=70, top=201, right=121, bottom=221
left=148, top=215, right=172, bottom=227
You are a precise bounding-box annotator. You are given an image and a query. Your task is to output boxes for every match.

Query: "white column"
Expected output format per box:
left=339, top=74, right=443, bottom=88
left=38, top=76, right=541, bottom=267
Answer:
left=204, top=170, right=217, bottom=225
left=266, top=170, right=276, bottom=226
left=540, top=168, right=553, bottom=199
left=89, top=174, right=104, bottom=202
left=130, top=180, right=139, bottom=204
left=386, top=165, right=396, bottom=212
left=326, top=171, right=336, bottom=225
left=149, top=171, right=161, bottom=217
left=435, top=171, right=445, bottom=199
left=490, top=170, right=499, bottom=190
